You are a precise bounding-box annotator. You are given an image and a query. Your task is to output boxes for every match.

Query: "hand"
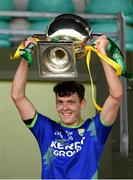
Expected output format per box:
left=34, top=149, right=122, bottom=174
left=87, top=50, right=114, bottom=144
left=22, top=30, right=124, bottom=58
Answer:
left=20, top=37, right=37, bottom=65
left=24, top=36, right=37, bottom=48
left=94, top=35, right=109, bottom=54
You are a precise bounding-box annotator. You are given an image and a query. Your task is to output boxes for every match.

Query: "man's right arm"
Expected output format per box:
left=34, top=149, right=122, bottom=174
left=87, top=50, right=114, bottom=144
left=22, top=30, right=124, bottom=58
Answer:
left=11, top=38, right=36, bottom=121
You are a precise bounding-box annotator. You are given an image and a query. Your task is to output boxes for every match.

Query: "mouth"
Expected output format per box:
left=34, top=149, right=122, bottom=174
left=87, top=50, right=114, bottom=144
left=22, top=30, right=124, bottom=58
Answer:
left=62, top=112, right=72, bottom=115
left=62, top=113, right=72, bottom=117
left=60, top=112, right=73, bottom=119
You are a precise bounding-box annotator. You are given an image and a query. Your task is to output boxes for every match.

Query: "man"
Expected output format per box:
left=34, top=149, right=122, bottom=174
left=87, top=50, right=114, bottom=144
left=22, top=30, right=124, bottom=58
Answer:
left=11, top=35, right=123, bottom=179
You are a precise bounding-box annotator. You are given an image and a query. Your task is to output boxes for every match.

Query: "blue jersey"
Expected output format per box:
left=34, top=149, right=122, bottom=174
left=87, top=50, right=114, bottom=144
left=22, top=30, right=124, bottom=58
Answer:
left=26, top=112, right=113, bottom=179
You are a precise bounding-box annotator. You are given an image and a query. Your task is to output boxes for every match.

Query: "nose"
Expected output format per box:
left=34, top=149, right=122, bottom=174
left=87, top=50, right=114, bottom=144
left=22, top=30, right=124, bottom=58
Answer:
left=62, top=102, right=68, bottom=111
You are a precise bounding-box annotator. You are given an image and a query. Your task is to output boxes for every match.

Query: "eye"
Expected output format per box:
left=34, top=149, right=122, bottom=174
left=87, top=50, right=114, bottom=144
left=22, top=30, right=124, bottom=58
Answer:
left=68, top=100, right=75, bottom=105
left=57, top=100, right=63, bottom=105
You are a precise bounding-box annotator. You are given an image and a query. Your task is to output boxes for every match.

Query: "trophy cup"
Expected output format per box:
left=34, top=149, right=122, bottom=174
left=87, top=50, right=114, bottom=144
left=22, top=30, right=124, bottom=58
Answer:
left=35, top=13, right=92, bottom=78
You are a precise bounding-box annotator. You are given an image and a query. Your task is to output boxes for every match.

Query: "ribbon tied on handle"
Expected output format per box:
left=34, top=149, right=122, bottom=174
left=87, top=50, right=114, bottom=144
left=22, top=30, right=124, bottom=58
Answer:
left=10, top=36, right=40, bottom=67
left=85, top=37, right=133, bottom=111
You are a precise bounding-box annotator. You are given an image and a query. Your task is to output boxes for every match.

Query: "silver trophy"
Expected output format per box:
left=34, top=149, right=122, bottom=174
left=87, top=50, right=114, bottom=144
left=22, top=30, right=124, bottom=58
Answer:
left=35, top=13, right=92, bottom=78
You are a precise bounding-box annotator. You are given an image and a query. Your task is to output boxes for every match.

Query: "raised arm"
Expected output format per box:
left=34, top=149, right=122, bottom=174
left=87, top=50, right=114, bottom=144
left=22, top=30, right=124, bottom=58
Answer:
left=11, top=38, right=36, bottom=121
left=95, top=35, right=123, bottom=124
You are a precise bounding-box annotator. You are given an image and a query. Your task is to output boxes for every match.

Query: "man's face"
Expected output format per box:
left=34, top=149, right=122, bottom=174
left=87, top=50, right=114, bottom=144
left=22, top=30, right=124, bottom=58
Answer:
left=56, top=92, right=86, bottom=126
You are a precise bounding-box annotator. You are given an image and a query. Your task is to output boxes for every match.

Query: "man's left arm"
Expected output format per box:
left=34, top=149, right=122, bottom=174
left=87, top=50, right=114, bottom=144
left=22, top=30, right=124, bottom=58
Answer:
left=95, top=35, right=123, bottom=125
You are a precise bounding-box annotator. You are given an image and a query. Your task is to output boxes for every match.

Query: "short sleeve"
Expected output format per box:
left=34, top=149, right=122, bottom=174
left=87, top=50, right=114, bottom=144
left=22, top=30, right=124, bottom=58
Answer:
left=26, top=112, right=53, bottom=146
left=93, top=113, right=113, bottom=145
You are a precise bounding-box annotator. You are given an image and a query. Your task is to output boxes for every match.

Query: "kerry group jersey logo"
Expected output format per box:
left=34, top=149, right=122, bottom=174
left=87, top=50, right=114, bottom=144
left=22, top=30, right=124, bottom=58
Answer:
left=50, top=135, right=85, bottom=157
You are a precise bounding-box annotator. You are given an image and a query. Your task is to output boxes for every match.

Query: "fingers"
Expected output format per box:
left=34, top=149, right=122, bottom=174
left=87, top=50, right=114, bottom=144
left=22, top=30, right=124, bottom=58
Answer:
left=24, top=36, right=37, bottom=47
left=95, top=35, right=108, bottom=44
left=94, top=35, right=109, bottom=52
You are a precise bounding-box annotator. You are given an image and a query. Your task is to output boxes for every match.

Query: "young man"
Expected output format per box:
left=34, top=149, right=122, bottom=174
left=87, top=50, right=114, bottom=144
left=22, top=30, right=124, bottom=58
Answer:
left=11, top=35, right=123, bottom=179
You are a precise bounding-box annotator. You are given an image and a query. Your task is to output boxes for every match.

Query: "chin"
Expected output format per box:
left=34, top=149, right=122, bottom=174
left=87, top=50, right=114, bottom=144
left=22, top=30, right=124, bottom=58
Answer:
left=62, top=118, right=72, bottom=124
left=63, top=121, right=75, bottom=126
left=59, top=113, right=78, bottom=125
left=62, top=118, right=78, bottom=126
left=60, top=117, right=73, bottom=125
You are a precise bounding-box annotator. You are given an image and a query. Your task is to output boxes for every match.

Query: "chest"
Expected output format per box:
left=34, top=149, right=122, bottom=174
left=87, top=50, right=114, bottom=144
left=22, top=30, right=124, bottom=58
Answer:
left=44, top=125, right=98, bottom=158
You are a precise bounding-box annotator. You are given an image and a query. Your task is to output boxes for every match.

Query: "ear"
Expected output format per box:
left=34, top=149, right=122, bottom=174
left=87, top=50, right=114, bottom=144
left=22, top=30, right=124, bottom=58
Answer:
left=81, top=99, right=87, bottom=109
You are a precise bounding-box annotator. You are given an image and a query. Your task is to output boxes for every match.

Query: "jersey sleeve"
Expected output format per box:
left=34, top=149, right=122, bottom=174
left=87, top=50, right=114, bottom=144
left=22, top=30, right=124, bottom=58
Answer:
left=93, top=113, right=113, bottom=145
left=25, top=112, right=53, bottom=146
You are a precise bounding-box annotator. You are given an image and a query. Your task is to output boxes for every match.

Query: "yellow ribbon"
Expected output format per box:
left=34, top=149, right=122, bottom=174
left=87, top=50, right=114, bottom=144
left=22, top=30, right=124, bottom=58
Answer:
left=85, top=45, right=122, bottom=111
left=10, top=41, right=25, bottom=60
left=10, top=37, right=40, bottom=60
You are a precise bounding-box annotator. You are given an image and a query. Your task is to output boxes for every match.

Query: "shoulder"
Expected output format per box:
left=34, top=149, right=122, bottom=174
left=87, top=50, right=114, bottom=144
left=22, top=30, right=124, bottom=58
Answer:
left=26, top=111, right=59, bottom=128
left=93, top=113, right=114, bottom=127
left=86, top=113, right=113, bottom=134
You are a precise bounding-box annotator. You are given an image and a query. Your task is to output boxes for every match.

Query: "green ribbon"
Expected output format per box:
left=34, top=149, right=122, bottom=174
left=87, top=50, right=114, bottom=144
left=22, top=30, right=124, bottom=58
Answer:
left=19, top=43, right=36, bottom=67
left=107, top=38, right=133, bottom=79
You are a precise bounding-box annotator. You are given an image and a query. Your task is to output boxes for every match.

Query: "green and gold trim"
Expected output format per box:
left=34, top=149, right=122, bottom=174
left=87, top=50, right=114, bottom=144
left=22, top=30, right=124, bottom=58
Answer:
left=100, top=115, right=114, bottom=127
left=26, top=112, right=38, bottom=128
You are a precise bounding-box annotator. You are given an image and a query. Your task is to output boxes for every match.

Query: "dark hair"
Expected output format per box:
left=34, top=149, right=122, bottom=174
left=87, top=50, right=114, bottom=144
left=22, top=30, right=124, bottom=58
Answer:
left=53, top=81, right=85, bottom=101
